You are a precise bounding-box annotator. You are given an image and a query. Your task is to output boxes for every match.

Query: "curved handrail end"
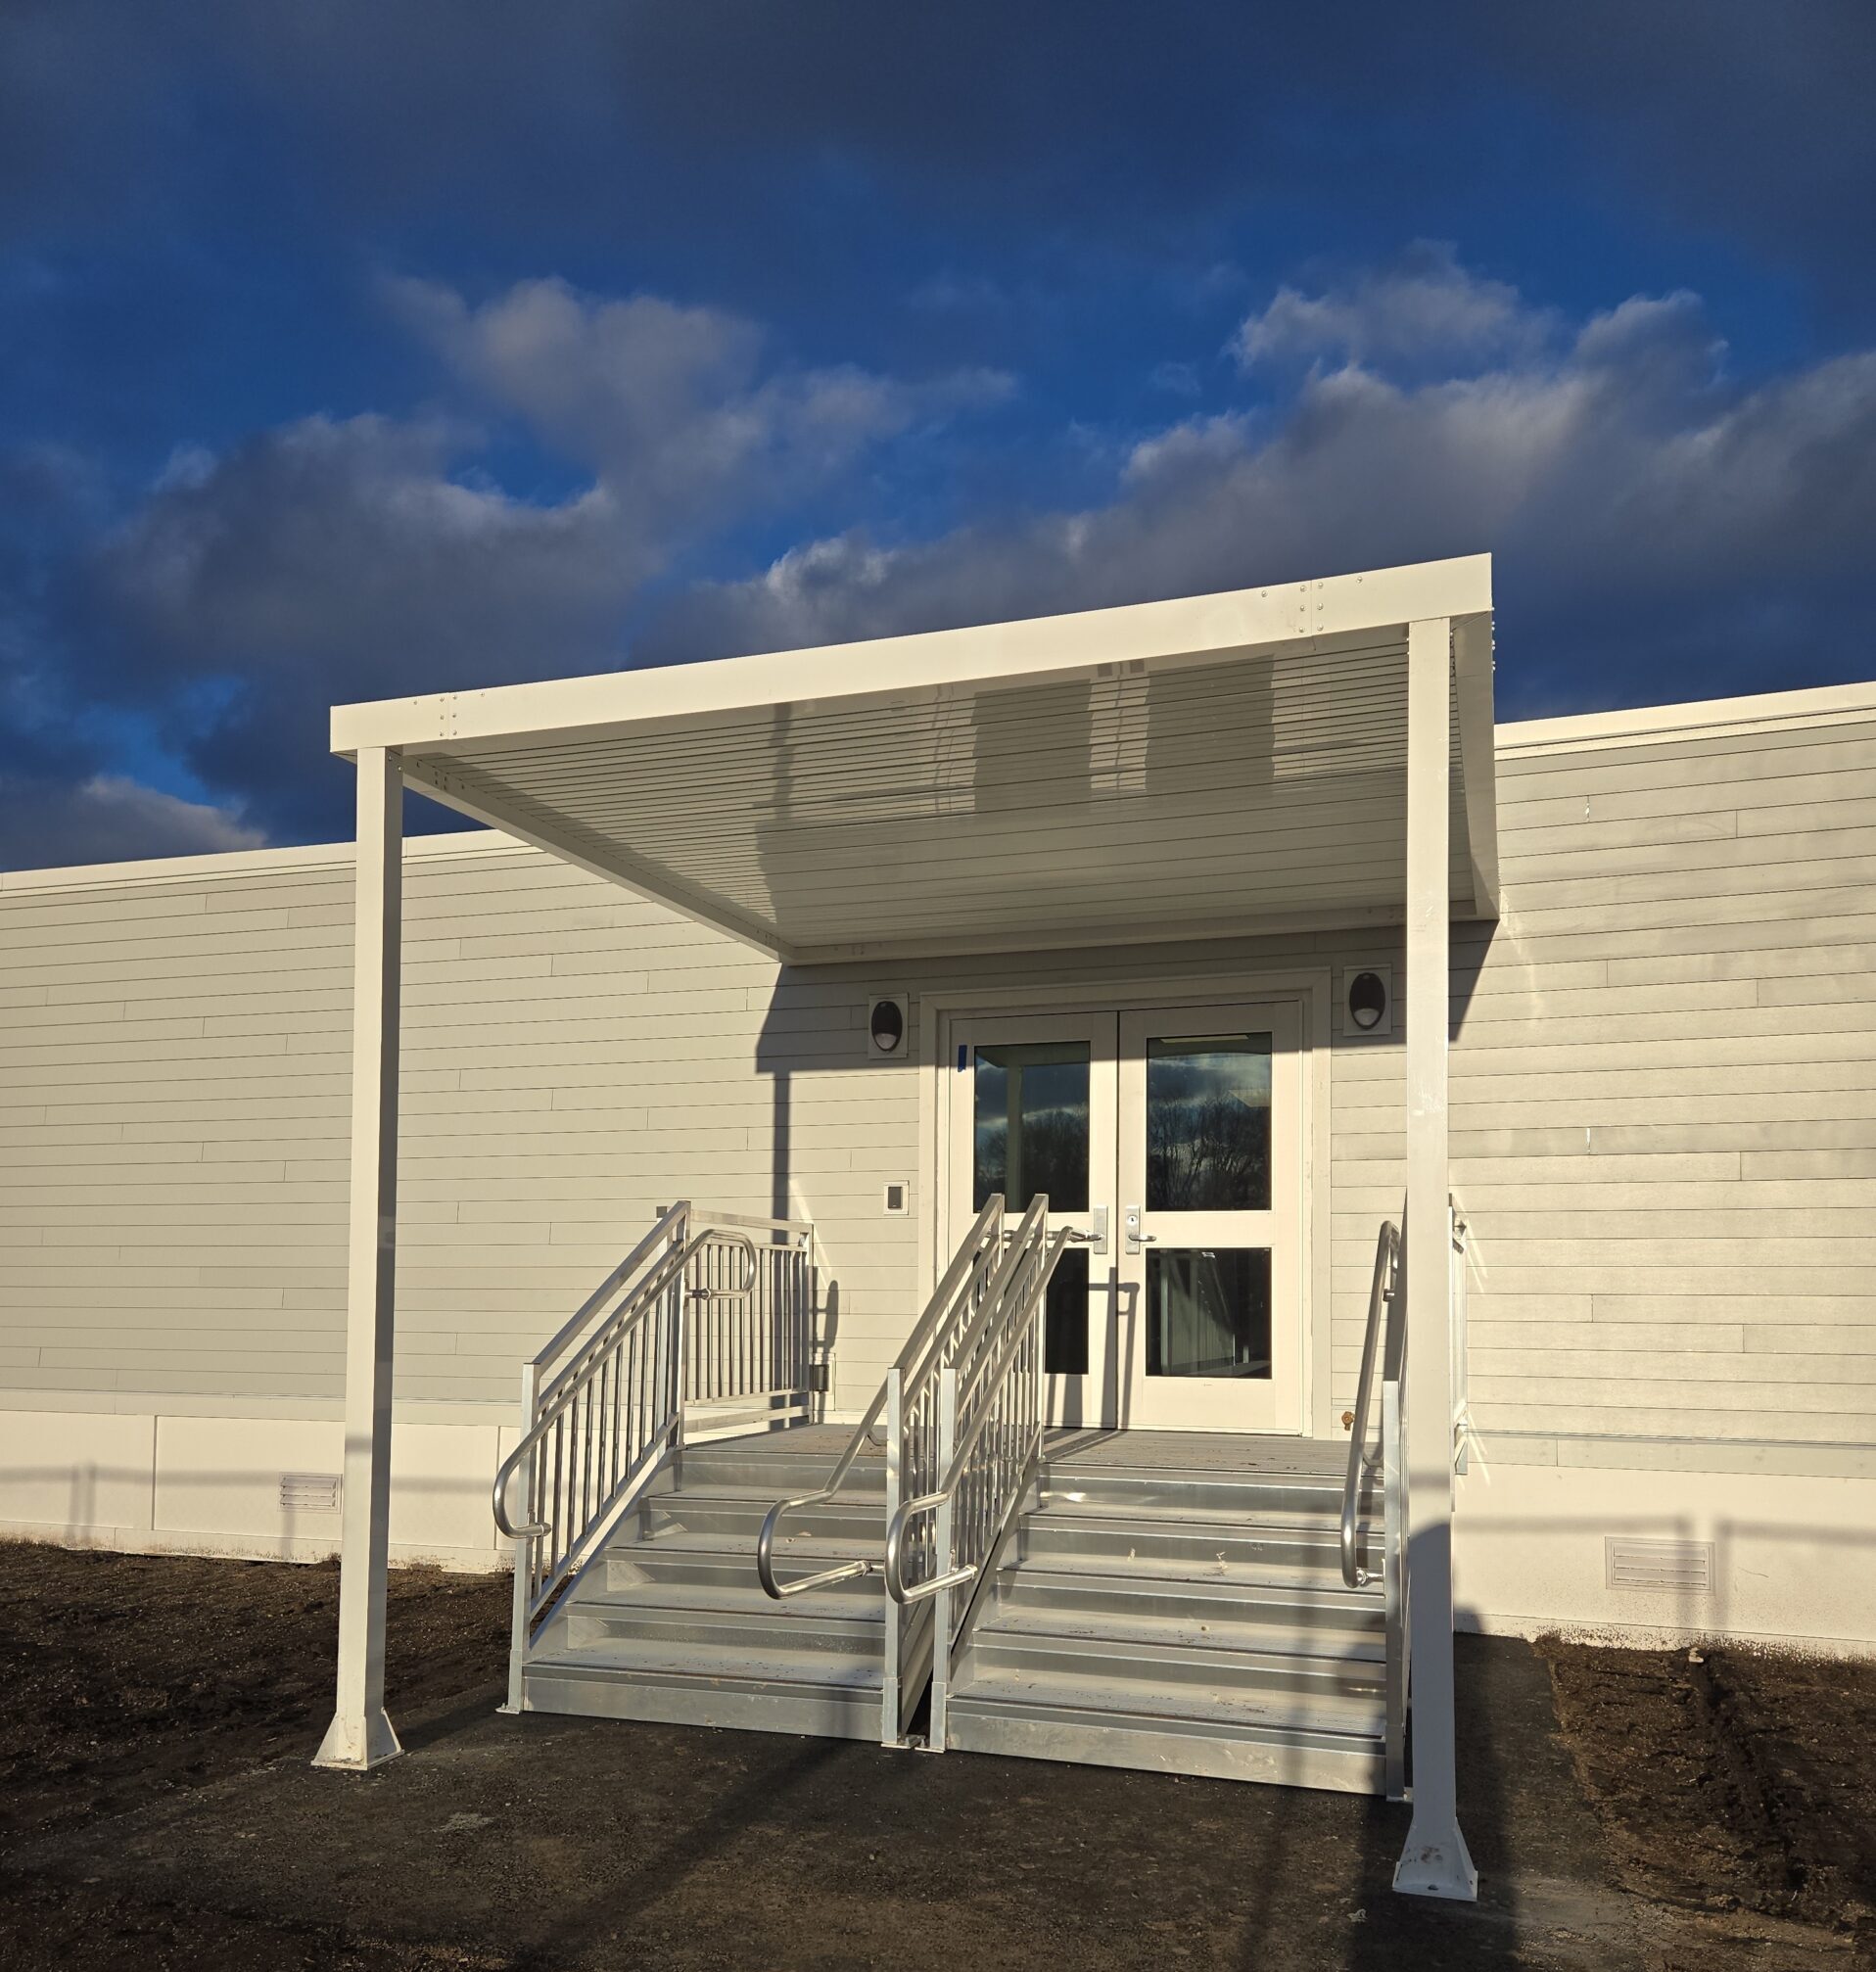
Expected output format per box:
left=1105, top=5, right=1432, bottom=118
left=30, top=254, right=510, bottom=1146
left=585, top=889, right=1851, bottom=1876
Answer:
left=1340, top=1218, right=1400, bottom=1589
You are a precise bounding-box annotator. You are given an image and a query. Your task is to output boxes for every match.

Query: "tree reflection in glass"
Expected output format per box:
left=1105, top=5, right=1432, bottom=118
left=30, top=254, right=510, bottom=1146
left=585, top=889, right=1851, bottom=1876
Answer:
left=1146, top=1034, right=1271, bottom=1212
left=973, top=1041, right=1091, bottom=1212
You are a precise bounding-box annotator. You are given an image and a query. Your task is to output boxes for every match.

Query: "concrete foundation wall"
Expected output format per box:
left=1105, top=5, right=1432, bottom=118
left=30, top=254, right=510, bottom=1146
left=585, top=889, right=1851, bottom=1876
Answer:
left=1455, top=1456, right=1876, bottom=1654
left=0, top=1401, right=514, bottom=1569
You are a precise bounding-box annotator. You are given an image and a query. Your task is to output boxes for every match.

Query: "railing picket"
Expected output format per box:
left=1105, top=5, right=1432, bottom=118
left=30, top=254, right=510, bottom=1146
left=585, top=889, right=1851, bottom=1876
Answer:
left=493, top=1209, right=800, bottom=1658
left=874, top=1198, right=1070, bottom=1752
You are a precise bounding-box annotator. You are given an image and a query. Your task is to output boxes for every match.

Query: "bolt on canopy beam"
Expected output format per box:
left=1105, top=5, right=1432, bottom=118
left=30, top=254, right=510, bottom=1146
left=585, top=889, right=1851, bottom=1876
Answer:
left=1395, top=618, right=1477, bottom=1901
left=313, top=746, right=405, bottom=1772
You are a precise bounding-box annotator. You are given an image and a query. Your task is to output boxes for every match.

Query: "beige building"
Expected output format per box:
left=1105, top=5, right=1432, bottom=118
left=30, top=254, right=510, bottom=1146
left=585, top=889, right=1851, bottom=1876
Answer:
left=3, top=554, right=1871, bottom=1896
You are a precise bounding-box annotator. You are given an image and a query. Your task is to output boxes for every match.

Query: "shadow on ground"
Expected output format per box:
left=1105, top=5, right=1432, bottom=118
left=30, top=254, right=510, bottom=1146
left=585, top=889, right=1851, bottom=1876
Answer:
left=7, top=1607, right=1637, bottom=1970
left=19, top=1543, right=1871, bottom=1970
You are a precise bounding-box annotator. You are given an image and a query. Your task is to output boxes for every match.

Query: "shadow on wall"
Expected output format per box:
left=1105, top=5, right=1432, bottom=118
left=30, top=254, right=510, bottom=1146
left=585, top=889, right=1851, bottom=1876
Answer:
left=744, top=898, right=1497, bottom=1419
left=0, top=1462, right=503, bottom=1556
left=1449, top=921, right=1501, bottom=1043
left=1451, top=1496, right=1876, bottom=1647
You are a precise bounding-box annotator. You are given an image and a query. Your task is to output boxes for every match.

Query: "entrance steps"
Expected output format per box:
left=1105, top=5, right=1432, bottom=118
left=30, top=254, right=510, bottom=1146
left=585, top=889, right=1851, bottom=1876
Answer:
left=944, top=1440, right=1388, bottom=1794
left=518, top=1434, right=889, bottom=1741
left=516, top=1428, right=1386, bottom=1796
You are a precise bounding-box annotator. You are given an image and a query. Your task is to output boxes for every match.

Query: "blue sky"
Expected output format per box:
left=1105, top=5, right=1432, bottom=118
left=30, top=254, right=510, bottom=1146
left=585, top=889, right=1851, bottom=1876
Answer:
left=3, top=3, right=1873, bottom=866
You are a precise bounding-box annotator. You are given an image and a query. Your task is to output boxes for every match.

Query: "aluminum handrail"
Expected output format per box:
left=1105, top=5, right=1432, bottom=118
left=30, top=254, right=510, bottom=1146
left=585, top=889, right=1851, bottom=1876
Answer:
left=883, top=1217, right=1068, bottom=1606
left=754, top=1196, right=1006, bottom=1599
left=900, top=1195, right=1050, bottom=1433
left=492, top=1224, right=757, bottom=1540
left=1340, top=1218, right=1401, bottom=1589
left=530, top=1200, right=689, bottom=1383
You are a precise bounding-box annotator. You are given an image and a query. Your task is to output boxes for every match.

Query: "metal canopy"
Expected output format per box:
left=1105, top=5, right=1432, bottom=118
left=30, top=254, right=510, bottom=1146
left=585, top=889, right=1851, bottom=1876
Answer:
left=331, top=555, right=1497, bottom=963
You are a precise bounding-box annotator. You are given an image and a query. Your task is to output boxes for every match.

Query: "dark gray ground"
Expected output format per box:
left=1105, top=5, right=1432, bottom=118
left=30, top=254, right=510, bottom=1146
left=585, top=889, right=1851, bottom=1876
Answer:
left=2, top=1544, right=1868, bottom=1970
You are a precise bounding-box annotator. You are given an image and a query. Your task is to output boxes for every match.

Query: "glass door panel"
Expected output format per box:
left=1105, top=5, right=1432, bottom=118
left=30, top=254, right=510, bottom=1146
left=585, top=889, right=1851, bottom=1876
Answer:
left=1120, top=1003, right=1302, bottom=1432
left=1145, top=1247, right=1271, bottom=1379
left=1146, top=1034, right=1271, bottom=1211
left=949, top=1012, right=1116, bottom=1428
left=1044, top=1246, right=1092, bottom=1376
left=972, top=1040, right=1091, bottom=1211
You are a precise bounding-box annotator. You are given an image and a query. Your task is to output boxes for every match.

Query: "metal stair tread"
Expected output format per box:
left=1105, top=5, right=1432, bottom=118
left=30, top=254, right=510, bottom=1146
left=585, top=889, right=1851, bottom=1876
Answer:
left=960, top=1633, right=1385, bottom=1690
left=1030, top=1496, right=1357, bottom=1530
left=534, top=1639, right=884, bottom=1693
left=970, top=1603, right=1387, bottom=1662
left=633, top=1526, right=880, bottom=1559
left=948, top=1662, right=1385, bottom=1739
left=675, top=1453, right=885, bottom=1481
left=997, top=1547, right=1383, bottom=1598
left=575, top=1577, right=884, bottom=1623
left=1022, top=1507, right=1361, bottom=1545
left=1040, top=1467, right=1349, bottom=1493
left=1041, top=1469, right=1346, bottom=1491
left=656, top=1482, right=883, bottom=1508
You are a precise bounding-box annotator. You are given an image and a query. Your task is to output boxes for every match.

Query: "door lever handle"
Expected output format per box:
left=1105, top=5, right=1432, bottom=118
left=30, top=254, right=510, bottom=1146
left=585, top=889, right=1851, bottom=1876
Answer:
left=1122, top=1206, right=1154, bottom=1252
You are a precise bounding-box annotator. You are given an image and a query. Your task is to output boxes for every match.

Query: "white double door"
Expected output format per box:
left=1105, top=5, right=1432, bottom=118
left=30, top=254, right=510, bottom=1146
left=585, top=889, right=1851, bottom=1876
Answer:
left=947, top=1000, right=1303, bottom=1432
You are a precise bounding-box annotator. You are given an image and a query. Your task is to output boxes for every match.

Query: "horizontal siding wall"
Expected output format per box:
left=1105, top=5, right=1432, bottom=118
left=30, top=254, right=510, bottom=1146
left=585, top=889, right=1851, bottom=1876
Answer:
left=0, top=836, right=919, bottom=1415
left=4, top=700, right=1873, bottom=1457
left=1442, top=715, right=1876, bottom=1447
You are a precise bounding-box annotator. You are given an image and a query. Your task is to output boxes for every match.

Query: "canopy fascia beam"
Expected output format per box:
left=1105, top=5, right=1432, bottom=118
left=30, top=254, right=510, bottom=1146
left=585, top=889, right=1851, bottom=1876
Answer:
left=400, top=754, right=797, bottom=963
left=331, top=556, right=1493, bottom=761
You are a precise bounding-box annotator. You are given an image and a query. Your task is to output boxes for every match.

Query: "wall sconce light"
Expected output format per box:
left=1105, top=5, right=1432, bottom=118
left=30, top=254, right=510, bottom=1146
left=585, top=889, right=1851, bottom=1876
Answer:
left=868, top=994, right=909, bottom=1057
left=1343, top=968, right=1391, bottom=1038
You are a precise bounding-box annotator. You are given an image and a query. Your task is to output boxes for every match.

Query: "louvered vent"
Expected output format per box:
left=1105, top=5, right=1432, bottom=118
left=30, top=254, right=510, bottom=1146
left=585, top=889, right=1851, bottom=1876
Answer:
left=280, top=1472, right=342, bottom=1514
left=1605, top=1536, right=1713, bottom=1594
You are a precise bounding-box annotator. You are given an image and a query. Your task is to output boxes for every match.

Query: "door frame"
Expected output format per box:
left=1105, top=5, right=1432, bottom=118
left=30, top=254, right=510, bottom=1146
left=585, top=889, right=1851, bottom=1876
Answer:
left=919, top=967, right=1334, bottom=1438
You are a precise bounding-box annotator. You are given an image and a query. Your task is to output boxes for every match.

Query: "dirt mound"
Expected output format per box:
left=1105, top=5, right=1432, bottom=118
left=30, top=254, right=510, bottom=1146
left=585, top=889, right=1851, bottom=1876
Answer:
left=1543, top=1637, right=1876, bottom=1967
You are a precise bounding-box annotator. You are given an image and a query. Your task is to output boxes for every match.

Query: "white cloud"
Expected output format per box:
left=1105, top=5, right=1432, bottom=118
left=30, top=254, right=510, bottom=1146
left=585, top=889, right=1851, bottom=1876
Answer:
left=654, top=258, right=1876, bottom=688
left=0, top=773, right=262, bottom=871
left=1234, top=242, right=1549, bottom=376
left=55, top=251, right=1876, bottom=852
left=84, top=278, right=1013, bottom=715
left=1148, top=359, right=1201, bottom=398
left=389, top=274, right=1011, bottom=529
left=59, top=276, right=1015, bottom=836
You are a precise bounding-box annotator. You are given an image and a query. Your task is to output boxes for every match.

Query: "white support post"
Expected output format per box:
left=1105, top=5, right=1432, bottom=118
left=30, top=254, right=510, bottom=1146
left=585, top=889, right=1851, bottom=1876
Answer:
left=500, top=1358, right=539, bottom=1716
left=314, top=747, right=405, bottom=1772
left=1394, top=619, right=1477, bottom=1899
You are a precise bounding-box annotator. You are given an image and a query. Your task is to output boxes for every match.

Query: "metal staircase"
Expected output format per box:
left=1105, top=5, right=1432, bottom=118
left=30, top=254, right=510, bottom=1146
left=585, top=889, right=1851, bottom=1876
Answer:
left=519, top=1432, right=889, bottom=1739
left=494, top=1194, right=1421, bottom=1808
left=942, top=1437, right=1387, bottom=1793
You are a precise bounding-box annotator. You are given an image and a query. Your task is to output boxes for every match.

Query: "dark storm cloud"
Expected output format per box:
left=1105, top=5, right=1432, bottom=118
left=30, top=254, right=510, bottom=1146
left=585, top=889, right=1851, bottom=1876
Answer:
left=1, top=7, right=1872, bottom=867
left=652, top=264, right=1876, bottom=715
left=1482, top=4, right=1876, bottom=301
left=3, top=4, right=1870, bottom=279
left=35, top=277, right=1009, bottom=843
